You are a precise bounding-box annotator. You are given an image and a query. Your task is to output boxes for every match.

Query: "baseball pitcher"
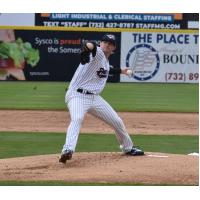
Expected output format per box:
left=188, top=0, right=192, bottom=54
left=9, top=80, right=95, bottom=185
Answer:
left=59, top=34, right=144, bottom=164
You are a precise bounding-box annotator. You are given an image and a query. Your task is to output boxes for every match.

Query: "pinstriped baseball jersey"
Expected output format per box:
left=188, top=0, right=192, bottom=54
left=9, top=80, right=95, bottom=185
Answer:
left=61, top=39, right=134, bottom=155
left=68, top=47, right=109, bottom=95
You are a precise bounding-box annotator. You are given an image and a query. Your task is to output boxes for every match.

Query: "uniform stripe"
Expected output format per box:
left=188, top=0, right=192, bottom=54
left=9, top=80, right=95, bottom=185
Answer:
left=62, top=46, right=134, bottom=153
left=89, top=96, right=133, bottom=152
left=68, top=47, right=108, bottom=94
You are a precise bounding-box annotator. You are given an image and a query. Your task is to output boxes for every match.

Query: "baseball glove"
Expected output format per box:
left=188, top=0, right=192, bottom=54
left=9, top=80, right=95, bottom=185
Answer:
left=80, top=50, right=90, bottom=64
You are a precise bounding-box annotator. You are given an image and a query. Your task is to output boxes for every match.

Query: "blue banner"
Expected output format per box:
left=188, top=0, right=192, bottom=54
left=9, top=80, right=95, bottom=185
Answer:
left=49, top=13, right=174, bottom=23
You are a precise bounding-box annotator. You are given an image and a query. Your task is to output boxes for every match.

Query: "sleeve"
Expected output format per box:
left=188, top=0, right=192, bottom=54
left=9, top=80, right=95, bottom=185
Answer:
left=109, top=67, right=121, bottom=75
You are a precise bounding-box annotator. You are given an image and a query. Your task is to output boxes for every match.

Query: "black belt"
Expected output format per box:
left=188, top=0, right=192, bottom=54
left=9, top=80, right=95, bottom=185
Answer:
left=77, top=88, right=94, bottom=95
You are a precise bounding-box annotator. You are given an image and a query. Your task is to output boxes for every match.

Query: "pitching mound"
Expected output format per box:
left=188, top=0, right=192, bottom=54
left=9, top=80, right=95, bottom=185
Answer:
left=0, top=152, right=198, bottom=185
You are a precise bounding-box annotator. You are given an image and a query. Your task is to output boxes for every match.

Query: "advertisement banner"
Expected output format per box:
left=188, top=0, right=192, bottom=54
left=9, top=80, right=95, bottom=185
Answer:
left=121, top=31, right=199, bottom=83
left=0, top=29, right=121, bottom=82
left=40, top=13, right=175, bottom=22
left=35, top=13, right=195, bottom=30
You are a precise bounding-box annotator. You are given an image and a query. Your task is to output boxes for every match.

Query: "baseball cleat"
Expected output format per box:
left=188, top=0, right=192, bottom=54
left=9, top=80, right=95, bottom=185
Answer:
left=126, top=146, right=144, bottom=156
left=59, top=150, right=73, bottom=164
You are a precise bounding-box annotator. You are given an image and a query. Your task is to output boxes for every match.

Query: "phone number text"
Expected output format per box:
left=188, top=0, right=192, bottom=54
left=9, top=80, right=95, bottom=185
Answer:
left=165, top=72, right=199, bottom=82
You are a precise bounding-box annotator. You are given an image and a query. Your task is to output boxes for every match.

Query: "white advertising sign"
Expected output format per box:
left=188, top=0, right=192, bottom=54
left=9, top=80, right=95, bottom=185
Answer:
left=121, top=31, right=199, bottom=83
left=0, top=13, right=35, bottom=26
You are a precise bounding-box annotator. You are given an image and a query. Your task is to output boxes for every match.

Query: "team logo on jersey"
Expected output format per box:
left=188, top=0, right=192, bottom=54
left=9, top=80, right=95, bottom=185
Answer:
left=97, top=68, right=108, bottom=78
left=126, top=44, right=160, bottom=81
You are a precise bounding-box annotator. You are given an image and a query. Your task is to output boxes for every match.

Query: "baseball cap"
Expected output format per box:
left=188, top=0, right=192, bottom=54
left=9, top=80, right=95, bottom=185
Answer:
left=101, top=34, right=116, bottom=46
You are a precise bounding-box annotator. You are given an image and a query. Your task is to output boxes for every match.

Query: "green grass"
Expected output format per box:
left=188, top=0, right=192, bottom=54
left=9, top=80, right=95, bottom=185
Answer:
left=102, top=83, right=198, bottom=112
left=0, top=132, right=198, bottom=186
left=0, top=132, right=198, bottom=159
left=0, top=82, right=198, bottom=112
left=0, top=82, right=65, bottom=110
left=0, top=180, right=194, bottom=186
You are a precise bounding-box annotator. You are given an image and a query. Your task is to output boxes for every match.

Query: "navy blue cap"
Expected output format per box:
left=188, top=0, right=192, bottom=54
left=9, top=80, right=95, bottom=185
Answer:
left=101, top=34, right=116, bottom=46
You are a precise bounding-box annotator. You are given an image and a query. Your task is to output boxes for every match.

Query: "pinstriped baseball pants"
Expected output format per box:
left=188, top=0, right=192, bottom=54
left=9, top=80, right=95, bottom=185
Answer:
left=62, top=91, right=133, bottom=153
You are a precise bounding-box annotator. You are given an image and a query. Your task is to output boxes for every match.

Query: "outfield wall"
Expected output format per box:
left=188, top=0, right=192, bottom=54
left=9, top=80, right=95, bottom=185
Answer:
left=0, top=26, right=199, bottom=83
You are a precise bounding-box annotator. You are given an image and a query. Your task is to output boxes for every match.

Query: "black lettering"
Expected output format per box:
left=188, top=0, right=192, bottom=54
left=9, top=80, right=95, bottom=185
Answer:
left=163, top=54, right=170, bottom=63
left=163, top=54, right=199, bottom=64
left=171, top=55, right=178, bottom=64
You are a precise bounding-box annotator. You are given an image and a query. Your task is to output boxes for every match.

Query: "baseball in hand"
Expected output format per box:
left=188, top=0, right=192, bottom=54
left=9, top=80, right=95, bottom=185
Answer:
left=126, top=69, right=133, bottom=76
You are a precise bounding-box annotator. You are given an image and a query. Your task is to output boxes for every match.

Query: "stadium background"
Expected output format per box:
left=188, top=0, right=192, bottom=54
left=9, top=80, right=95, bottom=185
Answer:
left=0, top=13, right=198, bottom=186
left=0, top=13, right=199, bottom=83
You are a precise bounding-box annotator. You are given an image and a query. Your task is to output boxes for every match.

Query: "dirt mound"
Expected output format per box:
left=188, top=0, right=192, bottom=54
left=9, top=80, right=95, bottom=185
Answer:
left=0, top=152, right=198, bottom=185
left=0, top=110, right=198, bottom=135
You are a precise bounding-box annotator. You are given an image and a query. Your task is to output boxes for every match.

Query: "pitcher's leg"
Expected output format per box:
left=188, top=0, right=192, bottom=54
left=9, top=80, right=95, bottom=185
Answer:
left=89, top=96, right=133, bottom=152
left=62, top=97, right=87, bottom=152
